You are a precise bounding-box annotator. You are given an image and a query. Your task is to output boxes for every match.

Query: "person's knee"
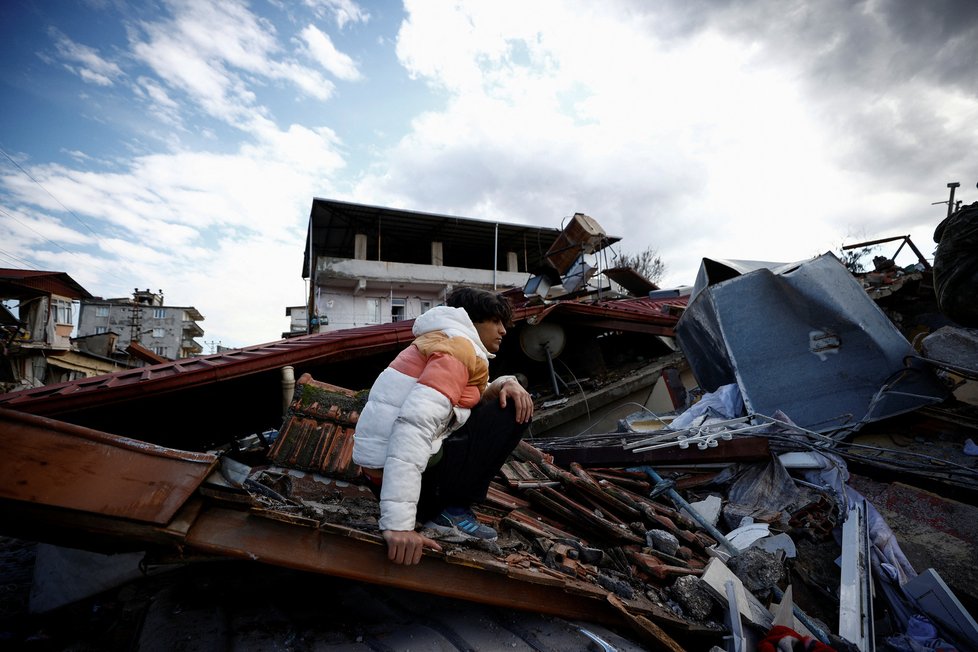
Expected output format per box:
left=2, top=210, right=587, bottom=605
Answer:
left=471, top=400, right=529, bottom=440
left=498, top=400, right=530, bottom=427
left=498, top=403, right=530, bottom=440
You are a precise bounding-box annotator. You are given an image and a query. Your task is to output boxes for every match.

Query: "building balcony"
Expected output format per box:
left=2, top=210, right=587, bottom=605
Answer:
left=182, top=321, right=205, bottom=337
left=182, top=340, right=203, bottom=353
left=314, top=258, right=530, bottom=293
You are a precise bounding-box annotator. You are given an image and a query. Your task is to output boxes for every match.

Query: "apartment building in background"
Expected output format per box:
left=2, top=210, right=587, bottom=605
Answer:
left=300, top=199, right=568, bottom=333
left=77, top=288, right=204, bottom=360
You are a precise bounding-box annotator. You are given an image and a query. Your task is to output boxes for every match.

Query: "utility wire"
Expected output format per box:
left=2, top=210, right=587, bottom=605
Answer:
left=0, top=145, right=101, bottom=237
left=0, top=205, right=80, bottom=257
left=0, top=148, right=124, bottom=280
left=0, top=248, right=41, bottom=270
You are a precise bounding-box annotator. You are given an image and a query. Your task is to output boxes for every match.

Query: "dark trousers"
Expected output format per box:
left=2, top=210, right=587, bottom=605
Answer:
left=415, top=400, right=528, bottom=523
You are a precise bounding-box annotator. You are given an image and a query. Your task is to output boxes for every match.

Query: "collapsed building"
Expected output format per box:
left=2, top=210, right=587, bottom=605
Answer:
left=0, top=205, right=976, bottom=651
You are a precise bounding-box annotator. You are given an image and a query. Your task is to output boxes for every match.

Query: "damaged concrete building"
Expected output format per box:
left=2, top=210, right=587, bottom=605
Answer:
left=306, top=199, right=579, bottom=332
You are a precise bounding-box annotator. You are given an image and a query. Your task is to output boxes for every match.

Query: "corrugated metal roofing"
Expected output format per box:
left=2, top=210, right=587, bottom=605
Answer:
left=0, top=408, right=216, bottom=525
left=0, top=320, right=415, bottom=414
left=515, top=295, right=688, bottom=336
left=0, top=296, right=684, bottom=417
left=0, top=269, right=93, bottom=300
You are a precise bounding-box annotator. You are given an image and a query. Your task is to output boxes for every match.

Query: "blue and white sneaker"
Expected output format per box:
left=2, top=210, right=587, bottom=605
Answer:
left=424, top=507, right=497, bottom=541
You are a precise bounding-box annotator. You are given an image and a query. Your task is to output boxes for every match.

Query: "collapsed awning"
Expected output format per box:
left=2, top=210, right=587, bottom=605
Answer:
left=44, top=355, right=116, bottom=376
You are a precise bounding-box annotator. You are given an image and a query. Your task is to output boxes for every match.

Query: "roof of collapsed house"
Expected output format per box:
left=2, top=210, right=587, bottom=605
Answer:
left=0, top=293, right=686, bottom=444
left=0, top=268, right=94, bottom=300
left=2, top=250, right=978, bottom=650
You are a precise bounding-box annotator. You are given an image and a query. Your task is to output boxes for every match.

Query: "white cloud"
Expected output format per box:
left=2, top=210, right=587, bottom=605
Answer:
left=368, top=0, right=978, bottom=289
left=299, top=25, right=362, bottom=81
left=50, top=29, right=124, bottom=86
left=131, top=0, right=340, bottom=126
left=0, top=117, right=344, bottom=345
left=132, top=28, right=251, bottom=125
left=267, top=60, right=336, bottom=101
left=137, top=76, right=179, bottom=109
left=3, top=1, right=362, bottom=345
left=304, top=0, right=370, bottom=29
left=165, top=0, right=281, bottom=72
left=75, top=68, right=115, bottom=86
left=0, top=205, right=92, bottom=250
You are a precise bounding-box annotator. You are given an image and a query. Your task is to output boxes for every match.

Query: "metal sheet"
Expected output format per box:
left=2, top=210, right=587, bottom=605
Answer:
left=676, top=253, right=948, bottom=432
left=184, top=506, right=626, bottom=625
left=603, top=267, right=659, bottom=296
left=838, top=500, right=875, bottom=651
left=0, top=321, right=416, bottom=415
left=0, top=408, right=217, bottom=524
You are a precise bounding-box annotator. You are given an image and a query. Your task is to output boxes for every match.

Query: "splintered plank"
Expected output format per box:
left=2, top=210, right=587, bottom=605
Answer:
left=607, top=593, right=686, bottom=652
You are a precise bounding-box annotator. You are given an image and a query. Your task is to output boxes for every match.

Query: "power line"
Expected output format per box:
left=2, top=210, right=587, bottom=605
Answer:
left=0, top=205, right=80, bottom=257
left=0, top=248, right=41, bottom=270
left=0, top=149, right=124, bottom=280
left=0, top=145, right=101, bottom=237
left=0, top=202, right=118, bottom=278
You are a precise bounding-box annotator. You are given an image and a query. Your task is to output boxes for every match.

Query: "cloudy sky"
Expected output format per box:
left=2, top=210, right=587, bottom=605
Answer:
left=2, top=0, right=976, bottom=349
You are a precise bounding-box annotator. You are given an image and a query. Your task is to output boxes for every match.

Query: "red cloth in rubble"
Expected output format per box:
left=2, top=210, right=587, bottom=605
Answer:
left=758, top=625, right=837, bottom=652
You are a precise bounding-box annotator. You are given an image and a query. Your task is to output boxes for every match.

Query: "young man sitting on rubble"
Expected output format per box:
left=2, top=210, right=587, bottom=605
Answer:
left=352, top=287, right=534, bottom=566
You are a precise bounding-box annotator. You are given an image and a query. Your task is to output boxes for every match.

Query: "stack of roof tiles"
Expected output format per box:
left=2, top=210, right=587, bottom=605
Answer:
left=267, top=373, right=366, bottom=479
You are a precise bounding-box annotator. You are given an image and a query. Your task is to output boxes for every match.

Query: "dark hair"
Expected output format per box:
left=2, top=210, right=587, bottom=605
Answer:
left=446, top=287, right=513, bottom=326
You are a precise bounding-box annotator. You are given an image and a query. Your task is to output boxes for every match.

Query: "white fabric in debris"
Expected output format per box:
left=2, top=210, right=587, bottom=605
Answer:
left=669, top=383, right=744, bottom=429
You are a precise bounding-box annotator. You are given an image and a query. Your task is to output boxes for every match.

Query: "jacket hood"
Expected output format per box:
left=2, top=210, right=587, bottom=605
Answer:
left=413, top=306, right=492, bottom=359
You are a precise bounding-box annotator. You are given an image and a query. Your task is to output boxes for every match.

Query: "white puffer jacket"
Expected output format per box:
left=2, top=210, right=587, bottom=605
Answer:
left=352, top=306, right=514, bottom=531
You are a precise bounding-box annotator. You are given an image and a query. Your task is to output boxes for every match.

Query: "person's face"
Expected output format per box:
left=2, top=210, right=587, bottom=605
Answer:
left=474, top=317, right=507, bottom=353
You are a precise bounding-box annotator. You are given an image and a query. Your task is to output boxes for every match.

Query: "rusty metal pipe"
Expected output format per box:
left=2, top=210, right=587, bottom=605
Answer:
left=628, top=465, right=739, bottom=556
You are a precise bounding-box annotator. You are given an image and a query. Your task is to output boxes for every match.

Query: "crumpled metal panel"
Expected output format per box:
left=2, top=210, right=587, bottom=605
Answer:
left=676, top=253, right=948, bottom=432
left=689, top=257, right=801, bottom=304
left=0, top=408, right=217, bottom=524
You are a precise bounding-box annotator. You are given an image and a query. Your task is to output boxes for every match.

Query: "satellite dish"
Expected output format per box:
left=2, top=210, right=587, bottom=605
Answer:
left=519, top=322, right=566, bottom=362
left=519, top=323, right=568, bottom=396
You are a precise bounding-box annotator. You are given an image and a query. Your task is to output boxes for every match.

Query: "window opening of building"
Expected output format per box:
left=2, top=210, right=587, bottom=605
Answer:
left=53, top=298, right=72, bottom=325
left=391, top=297, right=406, bottom=322
left=153, top=308, right=166, bottom=319
left=153, top=346, right=167, bottom=356
left=95, top=326, right=108, bottom=334
left=152, top=328, right=166, bottom=338
left=420, top=300, right=432, bottom=315
left=96, top=306, right=109, bottom=317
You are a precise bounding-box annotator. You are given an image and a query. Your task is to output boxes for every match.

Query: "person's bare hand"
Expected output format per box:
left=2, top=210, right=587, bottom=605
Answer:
left=498, top=378, right=533, bottom=423
left=382, top=529, right=442, bottom=565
